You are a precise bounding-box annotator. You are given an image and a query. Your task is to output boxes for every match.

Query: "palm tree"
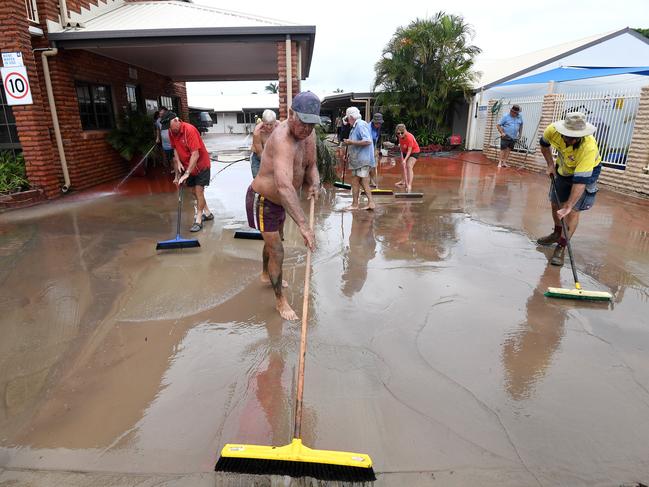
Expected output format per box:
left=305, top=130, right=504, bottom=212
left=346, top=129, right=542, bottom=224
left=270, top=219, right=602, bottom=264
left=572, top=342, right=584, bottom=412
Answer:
left=333, top=88, right=344, bottom=93
left=265, top=82, right=279, bottom=94
left=374, top=12, right=481, bottom=137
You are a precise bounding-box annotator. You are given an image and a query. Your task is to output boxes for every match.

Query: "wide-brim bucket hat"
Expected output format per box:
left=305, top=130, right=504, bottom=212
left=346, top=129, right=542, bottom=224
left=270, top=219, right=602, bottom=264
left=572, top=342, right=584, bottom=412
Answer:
left=555, top=111, right=596, bottom=137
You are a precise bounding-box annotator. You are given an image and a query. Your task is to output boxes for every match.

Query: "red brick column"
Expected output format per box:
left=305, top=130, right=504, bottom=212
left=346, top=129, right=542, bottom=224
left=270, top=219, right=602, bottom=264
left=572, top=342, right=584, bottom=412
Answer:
left=277, top=40, right=301, bottom=121
left=0, top=2, right=61, bottom=197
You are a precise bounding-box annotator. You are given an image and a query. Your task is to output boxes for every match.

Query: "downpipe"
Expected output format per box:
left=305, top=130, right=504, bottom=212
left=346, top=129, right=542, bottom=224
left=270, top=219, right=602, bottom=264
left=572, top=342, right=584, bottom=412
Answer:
left=39, top=47, right=71, bottom=193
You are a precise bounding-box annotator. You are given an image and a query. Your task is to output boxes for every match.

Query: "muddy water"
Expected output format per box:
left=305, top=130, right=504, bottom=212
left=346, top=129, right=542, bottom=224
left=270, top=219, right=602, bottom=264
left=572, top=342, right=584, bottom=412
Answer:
left=1, top=149, right=648, bottom=486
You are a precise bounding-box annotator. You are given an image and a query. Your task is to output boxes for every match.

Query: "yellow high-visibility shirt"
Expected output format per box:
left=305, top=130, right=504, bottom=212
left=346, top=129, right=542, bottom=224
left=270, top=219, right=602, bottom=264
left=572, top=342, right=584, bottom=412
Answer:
left=542, top=124, right=601, bottom=184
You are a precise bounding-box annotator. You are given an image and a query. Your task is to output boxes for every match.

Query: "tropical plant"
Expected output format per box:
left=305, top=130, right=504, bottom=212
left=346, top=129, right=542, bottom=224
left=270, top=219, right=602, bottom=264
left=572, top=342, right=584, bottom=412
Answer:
left=333, top=88, right=344, bottom=93
left=315, top=126, right=336, bottom=184
left=374, top=12, right=481, bottom=135
left=265, top=82, right=279, bottom=94
left=107, top=111, right=156, bottom=161
left=0, top=151, right=29, bottom=194
left=634, top=28, right=649, bottom=39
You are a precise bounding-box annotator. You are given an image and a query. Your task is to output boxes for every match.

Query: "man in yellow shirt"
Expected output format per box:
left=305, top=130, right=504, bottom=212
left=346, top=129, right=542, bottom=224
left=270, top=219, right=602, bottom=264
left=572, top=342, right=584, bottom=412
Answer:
left=537, top=112, right=601, bottom=266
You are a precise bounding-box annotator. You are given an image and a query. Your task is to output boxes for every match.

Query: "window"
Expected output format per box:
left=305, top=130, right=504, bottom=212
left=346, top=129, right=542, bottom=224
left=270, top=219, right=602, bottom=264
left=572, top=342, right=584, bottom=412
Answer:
left=160, top=95, right=178, bottom=113
left=236, top=112, right=245, bottom=124
left=126, top=84, right=139, bottom=112
left=75, top=82, right=114, bottom=130
left=159, top=96, right=173, bottom=110
left=0, top=85, right=21, bottom=153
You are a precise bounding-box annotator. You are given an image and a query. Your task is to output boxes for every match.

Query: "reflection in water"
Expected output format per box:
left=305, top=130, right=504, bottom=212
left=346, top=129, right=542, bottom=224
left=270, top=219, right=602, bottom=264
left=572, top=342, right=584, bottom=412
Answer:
left=376, top=202, right=460, bottom=263
left=341, top=211, right=376, bottom=297
left=253, top=321, right=291, bottom=446
left=502, top=265, right=567, bottom=401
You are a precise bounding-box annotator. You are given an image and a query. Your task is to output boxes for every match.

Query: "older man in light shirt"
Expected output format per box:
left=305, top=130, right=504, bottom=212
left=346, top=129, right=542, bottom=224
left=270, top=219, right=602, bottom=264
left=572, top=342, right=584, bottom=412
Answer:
left=342, top=106, right=375, bottom=211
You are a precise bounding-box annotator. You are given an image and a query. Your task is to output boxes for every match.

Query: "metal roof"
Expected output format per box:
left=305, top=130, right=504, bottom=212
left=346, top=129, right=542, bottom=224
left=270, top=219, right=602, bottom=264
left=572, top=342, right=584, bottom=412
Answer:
left=47, top=1, right=316, bottom=82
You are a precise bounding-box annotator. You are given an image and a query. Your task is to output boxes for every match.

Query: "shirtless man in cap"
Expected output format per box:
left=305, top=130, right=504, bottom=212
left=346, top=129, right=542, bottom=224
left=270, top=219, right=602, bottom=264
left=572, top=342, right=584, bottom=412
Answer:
left=246, top=91, right=321, bottom=320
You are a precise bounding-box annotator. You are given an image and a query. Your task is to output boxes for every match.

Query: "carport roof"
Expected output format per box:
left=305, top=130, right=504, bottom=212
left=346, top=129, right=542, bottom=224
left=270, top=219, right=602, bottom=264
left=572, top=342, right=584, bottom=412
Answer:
left=47, top=1, right=315, bottom=81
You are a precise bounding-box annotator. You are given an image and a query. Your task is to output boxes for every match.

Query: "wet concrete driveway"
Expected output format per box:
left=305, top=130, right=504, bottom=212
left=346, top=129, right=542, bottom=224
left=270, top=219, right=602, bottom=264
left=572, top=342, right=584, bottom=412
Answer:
left=1, top=139, right=648, bottom=486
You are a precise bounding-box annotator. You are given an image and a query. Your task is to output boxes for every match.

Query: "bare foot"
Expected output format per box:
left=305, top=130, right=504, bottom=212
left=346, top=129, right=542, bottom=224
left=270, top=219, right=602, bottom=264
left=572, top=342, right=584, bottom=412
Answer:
left=261, top=273, right=288, bottom=288
left=365, top=202, right=376, bottom=211
left=276, top=297, right=298, bottom=321
left=344, top=204, right=360, bottom=211
left=501, top=162, right=509, bottom=168
left=406, top=185, right=412, bottom=193
left=395, top=181, right=405, bottom=187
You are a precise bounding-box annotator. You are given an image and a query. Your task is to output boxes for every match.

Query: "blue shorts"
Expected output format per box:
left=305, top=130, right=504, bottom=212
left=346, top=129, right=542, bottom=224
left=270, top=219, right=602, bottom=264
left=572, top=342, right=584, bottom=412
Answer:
left=250, top=152, right=261, bottom=178
left=549, top=173, right=597, bottom=212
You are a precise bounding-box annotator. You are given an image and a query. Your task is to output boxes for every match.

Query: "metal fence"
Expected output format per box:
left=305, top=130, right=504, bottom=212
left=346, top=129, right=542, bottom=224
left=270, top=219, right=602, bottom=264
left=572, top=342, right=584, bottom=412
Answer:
left=488, top=96, right=544, bottom=153
left=551, top=89, right=641, bottom=170
left=25, top=0, right=39, bottom=22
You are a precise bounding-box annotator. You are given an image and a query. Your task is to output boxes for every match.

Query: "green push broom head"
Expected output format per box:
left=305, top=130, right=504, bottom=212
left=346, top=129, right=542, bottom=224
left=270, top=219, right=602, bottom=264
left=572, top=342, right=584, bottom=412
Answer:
left=334, top=181, right=352, bottom=189
left=215, top=438, right=376, bottom=482
left=544, top=286, right=612, bottom=301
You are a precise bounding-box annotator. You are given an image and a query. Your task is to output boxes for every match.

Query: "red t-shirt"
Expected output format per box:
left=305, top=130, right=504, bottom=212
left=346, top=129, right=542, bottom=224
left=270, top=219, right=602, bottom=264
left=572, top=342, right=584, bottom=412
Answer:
left=399, top=131, right=420, bottom=154
left=168, top=121, right=211, bottom=175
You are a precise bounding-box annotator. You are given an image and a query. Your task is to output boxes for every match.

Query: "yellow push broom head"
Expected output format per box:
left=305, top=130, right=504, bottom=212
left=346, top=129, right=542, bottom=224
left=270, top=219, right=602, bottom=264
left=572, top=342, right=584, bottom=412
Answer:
left=215, top=438, right=376, bottom=482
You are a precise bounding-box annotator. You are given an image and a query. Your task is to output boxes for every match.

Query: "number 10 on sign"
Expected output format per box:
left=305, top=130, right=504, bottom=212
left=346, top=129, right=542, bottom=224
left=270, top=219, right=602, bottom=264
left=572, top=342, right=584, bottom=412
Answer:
left=1, top=66, right=33, bottom=106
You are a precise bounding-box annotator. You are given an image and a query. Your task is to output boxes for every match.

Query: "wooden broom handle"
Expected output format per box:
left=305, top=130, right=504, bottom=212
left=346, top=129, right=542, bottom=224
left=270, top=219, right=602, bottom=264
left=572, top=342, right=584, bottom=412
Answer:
left=293, top=197, right=315, bottom=440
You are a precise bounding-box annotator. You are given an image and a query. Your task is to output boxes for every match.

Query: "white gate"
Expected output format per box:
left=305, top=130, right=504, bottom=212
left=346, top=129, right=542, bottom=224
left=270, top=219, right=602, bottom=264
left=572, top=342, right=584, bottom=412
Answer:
left=487, top=96, right=545, bottom=153
left=551, top=89, right=641, bottom=169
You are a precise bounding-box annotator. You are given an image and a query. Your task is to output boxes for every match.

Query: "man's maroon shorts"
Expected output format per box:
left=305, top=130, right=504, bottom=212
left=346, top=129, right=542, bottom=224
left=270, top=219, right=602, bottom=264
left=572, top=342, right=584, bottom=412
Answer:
left=246, top=185, right=286, bottom=233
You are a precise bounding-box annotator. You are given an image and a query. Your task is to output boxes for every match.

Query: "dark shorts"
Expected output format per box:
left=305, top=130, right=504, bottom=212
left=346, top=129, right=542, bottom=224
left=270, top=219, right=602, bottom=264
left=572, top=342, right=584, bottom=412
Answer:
left=246, top=185, right=286, bottom=233
left=187, top=168, right=210, bottom=187
left=549, top=173, right=598, bottom=212
left=402, top=152, right=420, bottom=159
left=500, top=136, right=516, bottom=150
left=250, top=152, right=261, bottom=178
left=164, top=149, right=174, bottom=161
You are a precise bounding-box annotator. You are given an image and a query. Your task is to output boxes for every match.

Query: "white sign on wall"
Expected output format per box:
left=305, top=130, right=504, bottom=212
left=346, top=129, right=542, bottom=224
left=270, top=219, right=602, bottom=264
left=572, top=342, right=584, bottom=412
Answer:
left=2, top=52, right=24, bottom=68
left=1, top=66, right=33, bottom=106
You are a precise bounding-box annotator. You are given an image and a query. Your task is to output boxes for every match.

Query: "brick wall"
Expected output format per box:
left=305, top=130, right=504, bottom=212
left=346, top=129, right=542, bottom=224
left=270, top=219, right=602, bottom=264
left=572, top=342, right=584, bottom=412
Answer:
left=483, top=90, right=649, bottom=198
left=1, top=1, right=60, bottom=197
left=277, top=40, right=301, bottom=121
left=43, top=49, right=187, bottom=195
left=3, top=0, right=188, bottom=198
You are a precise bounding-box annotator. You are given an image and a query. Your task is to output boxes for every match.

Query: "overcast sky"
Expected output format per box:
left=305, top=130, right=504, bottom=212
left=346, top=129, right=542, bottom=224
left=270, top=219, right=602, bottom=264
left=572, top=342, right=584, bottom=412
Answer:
left=187, top=0, right=649, bottom=100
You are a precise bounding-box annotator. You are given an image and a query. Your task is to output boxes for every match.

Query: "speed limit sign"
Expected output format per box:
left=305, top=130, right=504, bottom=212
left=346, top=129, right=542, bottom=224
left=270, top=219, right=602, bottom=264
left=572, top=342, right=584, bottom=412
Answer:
left=1, top=66, right=33, bottom=106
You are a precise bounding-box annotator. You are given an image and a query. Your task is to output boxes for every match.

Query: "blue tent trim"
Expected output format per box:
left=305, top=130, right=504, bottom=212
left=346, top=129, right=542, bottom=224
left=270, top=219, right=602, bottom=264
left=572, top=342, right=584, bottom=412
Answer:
left=500, top=66, right=649, bottom=86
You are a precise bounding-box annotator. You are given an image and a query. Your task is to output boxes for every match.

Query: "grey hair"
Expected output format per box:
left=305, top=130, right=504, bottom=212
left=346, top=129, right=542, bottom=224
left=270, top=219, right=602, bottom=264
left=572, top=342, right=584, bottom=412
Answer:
left=262, top=109, right=277, bottom=123
left=345, top=106, right=362, bottom=121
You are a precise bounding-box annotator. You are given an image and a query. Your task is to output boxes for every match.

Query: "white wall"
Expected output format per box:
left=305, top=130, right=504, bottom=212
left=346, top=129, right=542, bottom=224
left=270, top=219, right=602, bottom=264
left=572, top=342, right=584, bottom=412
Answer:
left=212, top=112, right=254, bottom=134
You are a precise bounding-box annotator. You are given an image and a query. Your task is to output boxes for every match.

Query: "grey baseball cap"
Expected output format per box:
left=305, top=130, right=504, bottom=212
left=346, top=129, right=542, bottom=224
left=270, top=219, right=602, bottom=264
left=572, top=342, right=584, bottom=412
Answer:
left=291, top=91, right=321, bottom=124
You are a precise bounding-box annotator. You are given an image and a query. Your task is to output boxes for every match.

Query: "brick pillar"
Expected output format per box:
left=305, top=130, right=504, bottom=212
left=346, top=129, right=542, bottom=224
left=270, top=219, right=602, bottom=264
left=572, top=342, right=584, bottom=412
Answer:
left=170, top=81, right=188, bottom=121
left=0, top=2, right=61, bottom=197
left=277, top=40, right=300, bottom=121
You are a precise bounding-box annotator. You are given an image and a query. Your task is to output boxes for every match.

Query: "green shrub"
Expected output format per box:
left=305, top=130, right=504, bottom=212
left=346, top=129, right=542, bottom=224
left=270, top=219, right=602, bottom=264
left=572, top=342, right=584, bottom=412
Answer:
left=0, top=151, right=29, bottom=195
left=315, top=126, right=337, bottom=184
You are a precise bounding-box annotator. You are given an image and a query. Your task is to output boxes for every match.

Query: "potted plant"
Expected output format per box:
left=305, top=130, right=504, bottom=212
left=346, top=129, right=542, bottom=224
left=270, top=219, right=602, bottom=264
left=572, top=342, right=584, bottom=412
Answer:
left=107, top=112, right=157, bottom=177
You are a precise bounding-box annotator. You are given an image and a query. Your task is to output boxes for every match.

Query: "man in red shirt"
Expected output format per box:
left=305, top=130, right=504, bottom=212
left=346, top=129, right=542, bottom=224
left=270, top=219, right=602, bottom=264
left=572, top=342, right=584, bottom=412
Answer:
left=161, top=111, right=213, bottom=232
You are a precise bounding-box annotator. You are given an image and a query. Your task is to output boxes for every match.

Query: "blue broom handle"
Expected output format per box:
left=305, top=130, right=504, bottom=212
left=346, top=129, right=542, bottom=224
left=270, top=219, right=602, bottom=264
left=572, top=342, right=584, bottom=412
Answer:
left=176, top=184, right=183, bottom=237
left=294, top=197, right=315, bottom=440
left=550, top=173, right=580, bottom=286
